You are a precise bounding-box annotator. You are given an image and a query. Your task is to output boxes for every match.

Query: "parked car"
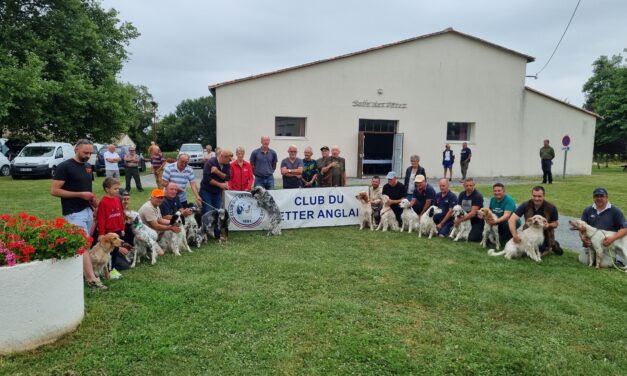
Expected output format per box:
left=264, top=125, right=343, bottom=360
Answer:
left=10, top=142, right=74, bottom=179
left=0, top=152, right=10, bottom=176
left=96, top=145, right=146, bottom=176
left=178, top=143, right=204, bottom=167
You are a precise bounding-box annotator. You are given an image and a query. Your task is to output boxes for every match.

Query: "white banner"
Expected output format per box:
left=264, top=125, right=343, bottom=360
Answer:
left=225, top=186, right=369, bottom=231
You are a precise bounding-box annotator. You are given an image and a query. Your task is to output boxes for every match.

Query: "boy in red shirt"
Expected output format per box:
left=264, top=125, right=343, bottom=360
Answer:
left=95, top=177, right=129, bottom=277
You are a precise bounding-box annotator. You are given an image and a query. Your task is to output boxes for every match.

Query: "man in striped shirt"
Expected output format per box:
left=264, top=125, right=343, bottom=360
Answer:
left=161, top=153, right=201, bottom=207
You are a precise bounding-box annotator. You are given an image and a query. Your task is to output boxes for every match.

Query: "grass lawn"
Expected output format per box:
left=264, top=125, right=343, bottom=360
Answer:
left=0, top=170, right=626, bottom=375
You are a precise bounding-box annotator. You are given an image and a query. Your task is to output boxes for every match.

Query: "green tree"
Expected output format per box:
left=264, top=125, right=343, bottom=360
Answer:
left=126, top=85, right=157, bottom=154
left=583, top=52, right=627, bottom=156
left=159, top=96, right=216, bottom=151
left=0, top=0, right=140, bottom=141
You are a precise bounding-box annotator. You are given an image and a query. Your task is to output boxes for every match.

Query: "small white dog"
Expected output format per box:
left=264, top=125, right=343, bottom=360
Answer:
left=376, top=195, right=399, bottom=232
left=355, top=191, right=374, bottom=231
left=399, top=198, right=420, bottom=233
left=488, top=215, right=547, bottom=261
left=419, top=205, right=442, bottom=239
left=159, top=211, right=192, bottom=256
left=477, top=207, right=500, bottom=250
left=569, top=219, right=627, bottom=270
left=449, top=205, right=471, bottom=241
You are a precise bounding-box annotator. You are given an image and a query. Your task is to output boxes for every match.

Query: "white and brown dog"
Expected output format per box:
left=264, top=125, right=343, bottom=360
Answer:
left=488, top=215, right=547, bottom=261
left=419, top=205, right=442, bottom=239
left=376, top=195, right=399, bottom=232
left=89, top=233, right=122, bottom=279
left=569, top=219, right=627, bottom=270
left=355, top=191, right=374, bottom=231
left=478, top=207, right=500, bottom=250
left=399, top=198, right=420, bottom=233
left=449, top=205, right=471, bottom=241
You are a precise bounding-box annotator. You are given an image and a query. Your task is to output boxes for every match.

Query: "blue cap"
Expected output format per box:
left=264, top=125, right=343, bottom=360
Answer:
left=593, top=187, right=608, bottom=196
left=386, top=171, right=397, bottom=179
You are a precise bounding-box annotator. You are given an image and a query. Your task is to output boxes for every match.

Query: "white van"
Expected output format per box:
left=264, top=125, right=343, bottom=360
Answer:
left=10, top=142, right=75, bottom=179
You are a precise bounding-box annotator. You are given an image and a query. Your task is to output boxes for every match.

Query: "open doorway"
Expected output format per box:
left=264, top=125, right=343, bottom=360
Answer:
left=357, top=119, right=401, bottom=177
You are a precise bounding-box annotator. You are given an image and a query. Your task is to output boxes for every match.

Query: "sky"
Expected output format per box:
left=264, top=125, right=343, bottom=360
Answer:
left=100, top=0, right=627, bottom=116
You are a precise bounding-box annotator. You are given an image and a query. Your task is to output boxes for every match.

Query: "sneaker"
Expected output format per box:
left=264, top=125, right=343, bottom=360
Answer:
left=86, top=280, right=108, bottom=290
left=110, top=269, right=122, bottom=280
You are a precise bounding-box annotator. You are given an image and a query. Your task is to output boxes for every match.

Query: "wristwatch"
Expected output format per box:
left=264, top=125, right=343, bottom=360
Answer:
left=288, top=169, right=292, bottom=173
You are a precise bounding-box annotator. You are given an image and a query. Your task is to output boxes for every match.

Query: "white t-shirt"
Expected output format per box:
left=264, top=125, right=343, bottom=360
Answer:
left=104, top=151, right=120, bottom=171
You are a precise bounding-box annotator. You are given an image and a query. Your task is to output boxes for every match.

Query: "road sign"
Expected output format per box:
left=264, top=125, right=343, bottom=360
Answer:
left=562, top=135, right=571, bottom=147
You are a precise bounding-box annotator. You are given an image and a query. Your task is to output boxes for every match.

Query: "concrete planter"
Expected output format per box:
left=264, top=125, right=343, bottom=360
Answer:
left=0, top=255, right=84, bottom=354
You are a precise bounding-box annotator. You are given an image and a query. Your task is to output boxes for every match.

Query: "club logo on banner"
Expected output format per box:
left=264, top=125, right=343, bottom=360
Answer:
left=227, top=193, right=266, bottom=228
left=225, top=186, right=369, bottom=231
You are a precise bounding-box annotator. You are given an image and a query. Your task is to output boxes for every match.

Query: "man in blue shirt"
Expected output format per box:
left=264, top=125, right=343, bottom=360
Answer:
left=161, top=153, right=201, bottom=208
left=579, top=187, right=627, bottom=267
left=409, top=174, right=435, bottom=216
left=200, top=149, right=232, bottom=215
left=433, top=178, right=457, bottom=237
left=249, top=136, right=278, bottom=190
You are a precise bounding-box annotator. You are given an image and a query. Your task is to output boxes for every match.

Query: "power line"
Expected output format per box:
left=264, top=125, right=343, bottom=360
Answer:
left=534, top=0, right=582, bottom=78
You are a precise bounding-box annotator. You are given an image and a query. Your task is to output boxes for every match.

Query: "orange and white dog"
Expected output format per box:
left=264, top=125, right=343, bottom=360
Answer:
left=89, top=233, right=122, bottom=279
left=355, top=191, right=374, bottom=231
left=488, top=215, right=546, bottom=261
left=376, top=195, right=399, bottom=232
left=478, top=207, right=501, bottom=250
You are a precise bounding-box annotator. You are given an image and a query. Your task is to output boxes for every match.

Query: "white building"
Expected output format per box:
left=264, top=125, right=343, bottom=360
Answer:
left=209, top=28, right=597, bottom=179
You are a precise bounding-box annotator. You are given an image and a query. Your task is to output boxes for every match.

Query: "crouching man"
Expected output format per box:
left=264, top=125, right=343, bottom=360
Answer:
left=138, top=189, right=181, bottom=254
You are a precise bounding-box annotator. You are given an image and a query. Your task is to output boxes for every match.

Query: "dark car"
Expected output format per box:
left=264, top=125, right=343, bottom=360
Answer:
left=2, top=138, right=30, bottom=161
left=96, top=145, right=146, bottom=176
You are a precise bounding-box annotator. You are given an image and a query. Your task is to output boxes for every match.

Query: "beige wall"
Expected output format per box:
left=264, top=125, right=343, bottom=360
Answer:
left=214, top=33, right=595, bottom=179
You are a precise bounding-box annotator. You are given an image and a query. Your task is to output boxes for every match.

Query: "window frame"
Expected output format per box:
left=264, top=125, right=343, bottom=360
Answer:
left=275, top=116, right=307, bottom=139
left=446, top=122, right=474, bottom=142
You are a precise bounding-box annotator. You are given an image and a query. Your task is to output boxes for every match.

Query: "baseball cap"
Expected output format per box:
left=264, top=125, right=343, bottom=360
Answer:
left=118, top=188, right=130, bottom=197
left=592, top=187, right=608, bottom=196
left=414, top=174, right=426, bottom=183
left=386, top=171, right=397, bottom=179
left=320, top=146, right=330, bottom=151
left=151, top=188, right=164, bottom=198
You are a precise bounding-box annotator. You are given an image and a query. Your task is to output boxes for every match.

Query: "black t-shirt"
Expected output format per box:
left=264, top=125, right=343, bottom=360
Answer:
left=160, top=196, right=183, bottom=217
left=201, top=156, right=231, bottom=193
left=458, top=189, right=483, bottom=224
left=54, top=158, right=93, bottom=216
left=460, top=147, right=471, bottom=162
left=383, top=182, right=406, bottom=203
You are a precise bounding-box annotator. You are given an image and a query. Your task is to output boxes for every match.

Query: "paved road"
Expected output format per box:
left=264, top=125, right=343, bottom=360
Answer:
left=141, top=169, right=584, bottom=255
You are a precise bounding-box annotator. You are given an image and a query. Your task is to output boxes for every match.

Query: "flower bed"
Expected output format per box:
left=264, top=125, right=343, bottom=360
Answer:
left=0, top=213, right=90, bottom=354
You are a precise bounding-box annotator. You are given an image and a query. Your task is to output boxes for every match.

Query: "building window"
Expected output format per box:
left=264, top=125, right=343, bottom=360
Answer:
left=359, top=119, right=397, bottom=133
left=446, top=122, right=474, bottom=141
left=275, top=117, right=306, bottom=137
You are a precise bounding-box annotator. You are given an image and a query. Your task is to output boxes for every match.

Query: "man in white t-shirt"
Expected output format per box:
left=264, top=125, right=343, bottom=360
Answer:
left=104, top=144, right=121, bottom=178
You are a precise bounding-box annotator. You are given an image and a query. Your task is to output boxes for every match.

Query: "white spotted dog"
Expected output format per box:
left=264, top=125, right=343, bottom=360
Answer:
left=477, top=207, right=500, bottom=250
left=399, top=198, right=420, bottom=233
left=251, top=186, right=282, bottom=236
left=201, top=208, right=230, bottom=244
left=355, top=191, right=374, bottom=231
left=124, top=210, right=162, bottom=267
left=488, top=215, right=546, bottom=262
left=184, top=204, right=203, bottom=248
left=418, top=205, right=442, bottom=239
left=569, top=219, right=627, bottom=270
left=449, top=205, right=471, bottom=242
left=159, top=211, right=192, bottom=256
left=376, top=195, right=400, bottom=232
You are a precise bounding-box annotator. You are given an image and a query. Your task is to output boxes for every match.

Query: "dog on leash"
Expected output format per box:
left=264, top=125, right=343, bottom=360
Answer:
left=449, top=205, right=471, bottom=241
left=477, top=208, right=501, bottom=250
left=569, top=219, right=627, bottom=270
left=201, top=208, right=230, bottom=243
left=124, top=210, right=162, bottom=267
left=376, top=195, right=400, bottom=232
left=159, top=211, right=192, bottom=256
left=418, top=206, right=442, bottom=239
left=355, top=191, right=374, bottom=231
left=399, top=198, right=420, bottom=233
left=184, top=204, right=203, bottom=248
left=251, top=186, right=282, bottom=236
left=488, top=215, right=546, bottom=261
left=89, top=233, right=122, bottom=279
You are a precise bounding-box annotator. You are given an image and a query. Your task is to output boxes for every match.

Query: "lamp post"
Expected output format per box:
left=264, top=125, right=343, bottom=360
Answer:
left=150, top=100, right=158, bottom=142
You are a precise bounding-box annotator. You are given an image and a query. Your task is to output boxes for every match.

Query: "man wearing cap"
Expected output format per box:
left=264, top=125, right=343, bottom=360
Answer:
left=316, top=146, right=330, bottom=186
left=433, top=178, right=458, bottom=237
left=382, top=171, right=406, bottom=225
left=138, top=189, right=182, bottom=239
left=161, top=153, right=201, bottom=208
left=409, top=174, right=435, bottom=217
left=124, top=146, right=143, bottom=193
left=249, top=136, right=278, bottom=190
left=578, top=188, right=627, bottom=267
left=508, top=186, right=561, bottom=257
left=280, top=145, right=304, bottom=189
left=320, top=145, right=346, bottom=187
left=200, top=148, right=232, bottom=214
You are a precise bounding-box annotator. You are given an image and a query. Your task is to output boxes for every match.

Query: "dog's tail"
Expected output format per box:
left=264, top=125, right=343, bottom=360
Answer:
left=488, top=249, right=506, bottom=257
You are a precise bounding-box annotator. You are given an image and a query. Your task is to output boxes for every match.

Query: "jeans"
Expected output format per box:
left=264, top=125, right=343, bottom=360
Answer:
left=64, top=207, right=94, bottom=235
left=433, top=212, right=453, bottom=237
left=254, top=175, right=274, bottom=190
left=541, top=159, right=553, bottom=183
left=200, top=189, right=222, bottom=215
